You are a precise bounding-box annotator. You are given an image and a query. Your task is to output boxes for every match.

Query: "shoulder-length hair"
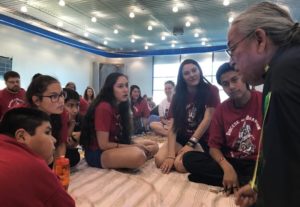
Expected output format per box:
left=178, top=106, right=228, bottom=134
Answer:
left=171, top=59, right=211, bottom=134
left=80, top=72, right=131, bottom=147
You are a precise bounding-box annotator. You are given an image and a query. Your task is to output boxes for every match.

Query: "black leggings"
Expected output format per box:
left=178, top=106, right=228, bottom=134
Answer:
left=182, top=151, right=255, bottom=186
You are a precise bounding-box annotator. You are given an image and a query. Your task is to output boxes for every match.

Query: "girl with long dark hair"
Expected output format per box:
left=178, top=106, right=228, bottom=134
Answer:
left=130, top=85, right=150, bottom=134
left=81, top=72, right=158, bottom=169
left=26, top=75, right=68, bottom=159
left=83, top=86, right=95, bottom=105
left=155, top=59, right=220, bottom=173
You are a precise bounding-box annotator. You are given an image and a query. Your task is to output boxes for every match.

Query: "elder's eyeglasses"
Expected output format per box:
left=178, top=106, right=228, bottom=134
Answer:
left=226, top=31, right=255, bottom=57
left=40, top=91, right=66, bottom=103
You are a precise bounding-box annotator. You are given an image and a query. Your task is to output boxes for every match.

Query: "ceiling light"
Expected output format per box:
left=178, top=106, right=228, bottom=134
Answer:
left=161, top=35, right=166, bottom=40
left=172, top=6, right=178, bottom=13
left=171, top=43, right=175, bottom=48
left=58, top=0, right=65, bottom=7
left=84, top=32, right=89, bottom=37
left=223, top=0, right=230, bottom=6
left=131, top=38, right=135, bottom=43
left=57, top=21, right=63, bottom=27
left=104, top=40, right=108, bottom=45
left=129, top=12, right=135, bottom=18
left=113, top=29, right=119, bottom=34
left=201, top=41, right=206, bottom=46
left=194, top=33, right=199, bottom=38
left=148, top=25, right=153, bottom=31
left=91, top=17, right=97, bottom=23
left=185, top=21, right=191, bottom=27
left=145, top=45, right=149, bottom=50
left=20, top=6, right=27, bottom=13
left=228, top=17, right=234, bottom=23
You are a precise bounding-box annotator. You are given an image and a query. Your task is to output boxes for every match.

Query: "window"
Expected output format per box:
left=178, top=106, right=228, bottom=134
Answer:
left=0, top=56, right=13, bottom=89
left=152, top=51, right=230, bottom=104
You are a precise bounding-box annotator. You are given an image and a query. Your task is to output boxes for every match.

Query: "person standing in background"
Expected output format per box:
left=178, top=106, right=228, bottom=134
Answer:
left=0, top=71, right=26, bottom=120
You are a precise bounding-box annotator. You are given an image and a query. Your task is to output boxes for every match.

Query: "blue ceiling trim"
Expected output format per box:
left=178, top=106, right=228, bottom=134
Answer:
left=0, top=13, right=227, bottom=58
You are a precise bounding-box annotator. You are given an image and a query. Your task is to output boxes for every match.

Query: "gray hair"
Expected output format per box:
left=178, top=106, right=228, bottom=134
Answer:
left=232, top=2, right=300, bottom=47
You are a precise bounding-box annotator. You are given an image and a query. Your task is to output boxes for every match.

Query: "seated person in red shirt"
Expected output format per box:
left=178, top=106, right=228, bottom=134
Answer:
left=130, top=85, right=150, bottom=134
left=63, top=88, right=82, bottom=167
left=182, top=63, right=263, bottom=195
left=0, top=107, right=75, bottom=206
left=80, top=72, right=158, bottom=169
left=155, top=59, right=220, bottom=174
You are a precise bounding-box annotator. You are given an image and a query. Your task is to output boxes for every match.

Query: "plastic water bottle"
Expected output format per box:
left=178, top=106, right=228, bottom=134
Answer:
left=53, top=156, right=70, bottom=190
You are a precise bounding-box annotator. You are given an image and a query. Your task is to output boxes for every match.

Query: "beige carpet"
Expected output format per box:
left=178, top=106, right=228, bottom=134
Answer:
left=69, top=136, right=238, bottom=207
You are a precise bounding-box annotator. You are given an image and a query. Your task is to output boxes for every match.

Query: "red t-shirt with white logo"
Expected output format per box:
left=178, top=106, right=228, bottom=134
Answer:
left=208, top=91, right=263, bottom=160
left=0, top=88, right=26, bottom=119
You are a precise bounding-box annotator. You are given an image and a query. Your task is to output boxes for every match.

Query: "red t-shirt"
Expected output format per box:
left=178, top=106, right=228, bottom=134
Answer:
left=79, top=97, right=89, bottom=116
left=0, top=88, right=26, bottom=119
left=169, top=84, right=220, bottom=142
left=208, top=91, right=263, bottom=160
left=132, top=99, right=150, bottom=118
left=89, top=101, right=121, bottom=151
left=0, top=134, right=75, bottom=207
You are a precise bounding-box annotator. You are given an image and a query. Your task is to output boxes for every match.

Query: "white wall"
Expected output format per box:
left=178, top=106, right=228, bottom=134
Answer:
left=0, top=24, right=105, bottom=95
left=105, top=57, right=153, bottom=97
left=0, top=24, right=153, bottom=97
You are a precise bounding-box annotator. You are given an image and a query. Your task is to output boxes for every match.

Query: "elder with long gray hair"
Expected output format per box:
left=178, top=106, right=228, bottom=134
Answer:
left=226, top=2, right=300, bottom=207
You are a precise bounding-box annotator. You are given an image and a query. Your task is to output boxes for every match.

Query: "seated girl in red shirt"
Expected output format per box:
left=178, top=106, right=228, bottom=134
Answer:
left=81, top=72, right=158, bottom=169
left=26, top=75, right=68, bottom=159
left=155, top=59, right=220, bottom=174
left=130, top=85, right=150, bottom=134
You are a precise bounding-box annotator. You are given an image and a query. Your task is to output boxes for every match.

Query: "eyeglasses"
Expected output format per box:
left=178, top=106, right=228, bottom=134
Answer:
left=226, top=30, right=255, bottom=57
left=40, top=91, right=66, bottom=103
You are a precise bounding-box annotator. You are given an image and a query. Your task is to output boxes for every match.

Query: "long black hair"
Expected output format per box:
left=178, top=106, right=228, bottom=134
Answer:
left=26, top=75, right=63, bottom=146
left=80, top=72, right=131, bottom=148
left=171, top=59, right=211, bottom=135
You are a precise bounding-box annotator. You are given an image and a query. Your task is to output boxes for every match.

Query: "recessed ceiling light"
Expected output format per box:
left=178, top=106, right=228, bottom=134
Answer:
left=84, top=32, right=89, bottom=37
left=185, top=21, right=191, bottom=27
left=172, top=6, right=178, bottom=13
left=58, top=0, right=65, bottom=7
left=228, top=17, right=234, bottom=23
left=113, top=29, right=119, bottom=34
left=104, top=40, right=108, bottom=45
left=57, top=21, right=63, bottom=27
left=194, top=33, right=199, bottom=38
left=145, top=45, right=149, bottom=50
left=148, top=25, right=153, bottom=31
left=171, top=43, right=175, bottom=48
left=201, top=41, right=206, bottom=46
left=131, top=38, right=135, bottom=43
left=161, top=35, right=166, bottom=40
left=129, top=12, right=135, bottom=18
left=223, top=0, right=230, bottom=6
left=91, top=17, right=97, bottom=23
left=20, top=6, right=27, bottom=13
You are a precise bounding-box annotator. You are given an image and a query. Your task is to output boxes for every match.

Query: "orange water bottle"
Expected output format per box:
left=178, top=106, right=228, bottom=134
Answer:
left=53, top=156, right=70, bottom=190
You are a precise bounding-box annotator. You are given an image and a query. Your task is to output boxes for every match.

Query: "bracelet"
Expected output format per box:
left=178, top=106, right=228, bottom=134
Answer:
left=189, top=137, right=199, bottom=144
left=186, top=141, right=196, bottom=148
left=166, top=156, right=175, bottom=160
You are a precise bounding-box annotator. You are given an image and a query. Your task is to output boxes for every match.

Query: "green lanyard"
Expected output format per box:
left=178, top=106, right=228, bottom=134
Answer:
left=249, top=92, right=271, bottom=191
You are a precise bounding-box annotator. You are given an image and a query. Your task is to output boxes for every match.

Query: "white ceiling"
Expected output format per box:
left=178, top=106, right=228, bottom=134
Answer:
left=0, top=0, right=299, bottom=53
